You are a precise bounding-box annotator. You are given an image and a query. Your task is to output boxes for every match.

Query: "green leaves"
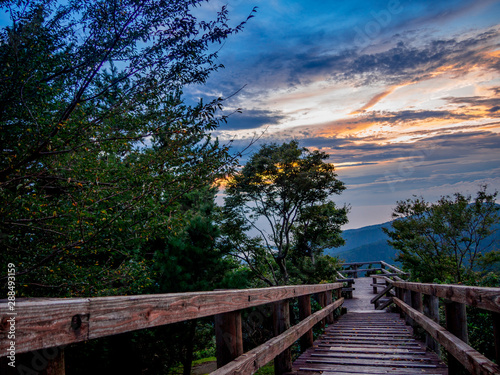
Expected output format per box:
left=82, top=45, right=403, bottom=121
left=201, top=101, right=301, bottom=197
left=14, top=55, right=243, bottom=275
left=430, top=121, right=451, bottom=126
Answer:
left=384, top=186, right=499, bottom=283
left=221, top=141, right=349, bottom=285
left=0, top=0, right=250, bottom=297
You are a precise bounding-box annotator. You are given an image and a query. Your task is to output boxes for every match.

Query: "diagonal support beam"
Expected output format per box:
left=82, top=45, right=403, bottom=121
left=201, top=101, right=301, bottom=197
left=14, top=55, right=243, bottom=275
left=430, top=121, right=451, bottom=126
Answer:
left=370, top=284, right=394, bottom=305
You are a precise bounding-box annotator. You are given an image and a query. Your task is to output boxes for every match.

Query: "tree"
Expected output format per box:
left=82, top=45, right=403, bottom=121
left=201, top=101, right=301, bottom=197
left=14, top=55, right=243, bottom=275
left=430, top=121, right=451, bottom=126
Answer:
left=0, top=0, right=255, bottom=296
left=221, top=141, right=349, bottom=285
left=383, top=187, right=499, bottom=283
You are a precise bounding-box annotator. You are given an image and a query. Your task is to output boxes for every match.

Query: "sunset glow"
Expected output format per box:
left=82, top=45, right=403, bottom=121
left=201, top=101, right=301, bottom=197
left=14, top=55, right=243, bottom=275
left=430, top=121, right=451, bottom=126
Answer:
left=193, top=0, right=500, bottom=228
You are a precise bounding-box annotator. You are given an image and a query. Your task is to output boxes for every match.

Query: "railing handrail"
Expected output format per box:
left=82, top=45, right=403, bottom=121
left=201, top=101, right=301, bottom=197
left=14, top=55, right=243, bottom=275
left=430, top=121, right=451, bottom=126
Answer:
left=393, top=281, right=500, bottom=313
left=0, top=283, right=343, bottom=357
left=340, top=260, right=408, bottom=279
left=391, top=281, right=500, bottom=375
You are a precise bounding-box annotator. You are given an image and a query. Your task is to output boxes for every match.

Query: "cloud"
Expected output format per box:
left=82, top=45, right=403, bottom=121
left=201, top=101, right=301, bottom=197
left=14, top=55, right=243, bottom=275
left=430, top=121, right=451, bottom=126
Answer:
left=444, top=96, right=500, bottom=110
left=222, top=109, right=286, bottom=130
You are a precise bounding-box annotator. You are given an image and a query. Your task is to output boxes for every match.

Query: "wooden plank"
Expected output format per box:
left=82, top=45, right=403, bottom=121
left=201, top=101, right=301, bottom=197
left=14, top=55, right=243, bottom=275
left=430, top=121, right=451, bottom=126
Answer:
left=317, top=346, right=426, bottom=354
left=0, top=283, right=342, bottom=355
left=376, top=297, right=394, bottom=311
left=210, top=298, right=344, bottom=375
left=372, top=275, right=395, bottom=284
left=393, top=297, right=500, bottom=375
left=304, top=357, right=439, bottom=368
left=377, top=272, right=407, bottom=278
left=393, top=281, right=500, bottom=313
left=370, top=284, right=394, bottom=304
left=215, top=311, right=243, bottom=368
left=380, top=261, right=405, bottom=275
left=341, top=261, right=382, bottom=267
left=343, top=268, right=383, bottom=274
left=297, top=366, right=445, bottom=375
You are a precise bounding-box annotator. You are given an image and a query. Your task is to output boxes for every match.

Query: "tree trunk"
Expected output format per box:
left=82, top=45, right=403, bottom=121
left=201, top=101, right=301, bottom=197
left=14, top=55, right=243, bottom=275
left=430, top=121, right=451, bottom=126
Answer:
left=276, top=256, right=289, bottom=284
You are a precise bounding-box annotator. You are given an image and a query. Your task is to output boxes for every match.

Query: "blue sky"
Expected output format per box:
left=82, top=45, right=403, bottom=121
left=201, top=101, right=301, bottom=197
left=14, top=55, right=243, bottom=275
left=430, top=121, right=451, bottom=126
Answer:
left=2, top=1, right=498, bottom=229
left=192, top=0, right=500, bottom=229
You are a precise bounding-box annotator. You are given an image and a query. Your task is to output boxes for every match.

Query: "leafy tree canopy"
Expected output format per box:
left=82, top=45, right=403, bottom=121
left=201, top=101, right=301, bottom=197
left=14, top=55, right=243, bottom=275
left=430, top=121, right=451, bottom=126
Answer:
left=0, top=0, right=255, bottom=296
left=383, top=186, right=499, bottom=283
left=221, top=141, right=349, bottom=285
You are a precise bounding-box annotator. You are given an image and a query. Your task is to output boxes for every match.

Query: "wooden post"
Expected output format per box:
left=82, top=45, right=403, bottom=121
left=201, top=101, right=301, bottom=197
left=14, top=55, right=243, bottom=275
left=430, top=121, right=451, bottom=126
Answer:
left=409, top=290, right=422, bottom=329
left=325, top=290, right=334, bottom=324
left=318, top=291, right=327, bottom=328
left=353, top=264, right=358, bottom=278
left=445, top=300, right=468, bottom=375
left=403, top=289, right=412, bottom=325
left=273, top=300, right=292, bottom=375
left=372, top=277, right=377, bottom=294
left=492, top=311, right=500, bottom=365
left=385, top=279, right=392, bottom=297
left=298, top=295, right=313, bottom=350
left=423, top=294, right=440, bottom=355
left=215, top=311, right=243, bottom=368
left=411, top=291, right=423, bottom=312
left=46, top=348, right=65, bottom=375
left=334, top=288, right=342, bottom=319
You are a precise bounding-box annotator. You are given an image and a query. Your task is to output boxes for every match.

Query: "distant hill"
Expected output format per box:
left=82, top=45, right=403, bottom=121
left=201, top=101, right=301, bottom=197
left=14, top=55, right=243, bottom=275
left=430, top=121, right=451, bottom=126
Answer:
left=325, top=221, right=398, bottom=264
left=326, top=216, right=500, bottom=265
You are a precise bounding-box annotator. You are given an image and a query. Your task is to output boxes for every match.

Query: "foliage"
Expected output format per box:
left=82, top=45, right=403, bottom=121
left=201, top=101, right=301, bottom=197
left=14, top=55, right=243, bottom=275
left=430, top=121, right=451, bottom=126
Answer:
left=221, top=141, right=348, bottom=285
left=0, top=0, right=255, bottom=297
left=383, top=187, right=499, bottom=283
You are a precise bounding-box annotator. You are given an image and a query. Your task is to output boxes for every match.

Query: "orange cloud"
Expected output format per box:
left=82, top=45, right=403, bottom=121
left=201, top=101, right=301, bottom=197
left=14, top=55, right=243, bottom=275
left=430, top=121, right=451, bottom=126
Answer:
left=350, top=88, right=397, bottom=115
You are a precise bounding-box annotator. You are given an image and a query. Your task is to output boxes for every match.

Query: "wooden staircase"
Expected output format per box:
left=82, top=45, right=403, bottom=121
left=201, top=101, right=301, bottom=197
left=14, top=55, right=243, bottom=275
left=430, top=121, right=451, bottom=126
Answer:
left=292, top=312, right=447, bottom=374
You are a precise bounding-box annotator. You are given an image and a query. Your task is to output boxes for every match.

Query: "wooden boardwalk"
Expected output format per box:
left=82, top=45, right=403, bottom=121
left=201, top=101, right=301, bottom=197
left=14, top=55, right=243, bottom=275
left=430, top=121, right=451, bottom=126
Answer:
left=292, top=278, right=448, bottom=374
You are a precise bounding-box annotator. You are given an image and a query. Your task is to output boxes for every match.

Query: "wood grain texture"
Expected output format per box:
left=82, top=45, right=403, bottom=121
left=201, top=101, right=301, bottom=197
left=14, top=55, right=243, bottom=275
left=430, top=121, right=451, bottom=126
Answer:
left=393, top=281, right=500, bottom=313
left=394, top=297, right=500, bottom=375
left=210, top=298, right=344, bottom=375
left=0, top=283, right=342, bottom=356
left=293, top=312, right=447, bottom=375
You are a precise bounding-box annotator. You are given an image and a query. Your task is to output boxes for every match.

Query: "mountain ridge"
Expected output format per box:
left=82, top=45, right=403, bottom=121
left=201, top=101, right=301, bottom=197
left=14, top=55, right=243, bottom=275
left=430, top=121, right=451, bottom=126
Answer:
left=327, top=213, right=500, bottom=264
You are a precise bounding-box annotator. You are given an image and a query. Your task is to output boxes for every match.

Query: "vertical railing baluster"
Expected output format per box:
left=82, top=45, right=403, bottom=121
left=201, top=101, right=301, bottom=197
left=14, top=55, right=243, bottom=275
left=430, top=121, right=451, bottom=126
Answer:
left=423, top=294, right=440, bottom=355
left=403, top=289, right=412, bottom=325
left=492, top=311, right=500, bottom=365
left=273, top=299, right=292, bottom=375
left=444, top=300, right=468, bottom=375
left=215, top=310, right=243, bottom=369
left=298, top=295, right=313, bottom=350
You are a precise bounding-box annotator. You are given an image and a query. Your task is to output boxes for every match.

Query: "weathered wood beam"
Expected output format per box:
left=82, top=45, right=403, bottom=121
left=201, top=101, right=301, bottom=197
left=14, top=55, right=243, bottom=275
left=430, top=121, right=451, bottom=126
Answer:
left=380, top=261, right=405, bottom=275
left=341, top=261, right=382, bottom=267
left=210, top=298, right=344, bottom=375
left=0, top=283, right=343, bottom=356
left=423, top=294, right=440, bottom=355
left=372, top=275, right=395, bottom=284
left=493, top=311, right=500, bottom=365
left=298, top=295, right=313, bottom=350
left=445, top=300, right=468, bottom=374
left=394, top=297, right=500, bottom=375
left=215, top=311, right=243, bottom=368
left=370, top=284, right=394, bottom=305
left=393, top=281, right=500, bottom=313
left=273, top=300, right=291, bottom=375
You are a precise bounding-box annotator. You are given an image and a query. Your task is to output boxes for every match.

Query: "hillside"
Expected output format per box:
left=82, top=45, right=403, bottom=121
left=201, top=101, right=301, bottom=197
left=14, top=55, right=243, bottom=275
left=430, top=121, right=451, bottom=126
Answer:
left=325, top=221, right=397, bottom=264
left=327, top=217, right=500, bottom=265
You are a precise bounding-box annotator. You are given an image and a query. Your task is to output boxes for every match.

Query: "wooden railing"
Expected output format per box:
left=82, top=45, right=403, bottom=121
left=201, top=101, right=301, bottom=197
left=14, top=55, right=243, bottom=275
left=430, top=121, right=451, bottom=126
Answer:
left=340, top=260, right=409, bottom=279
left=0, top=283, right=344, bottom=375
left=379, top=279, right=500, bottom=375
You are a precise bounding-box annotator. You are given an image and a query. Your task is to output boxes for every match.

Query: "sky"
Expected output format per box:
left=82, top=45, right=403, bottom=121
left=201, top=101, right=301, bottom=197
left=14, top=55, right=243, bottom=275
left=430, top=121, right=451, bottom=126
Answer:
left=192, top=0, right=500, bottom=229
